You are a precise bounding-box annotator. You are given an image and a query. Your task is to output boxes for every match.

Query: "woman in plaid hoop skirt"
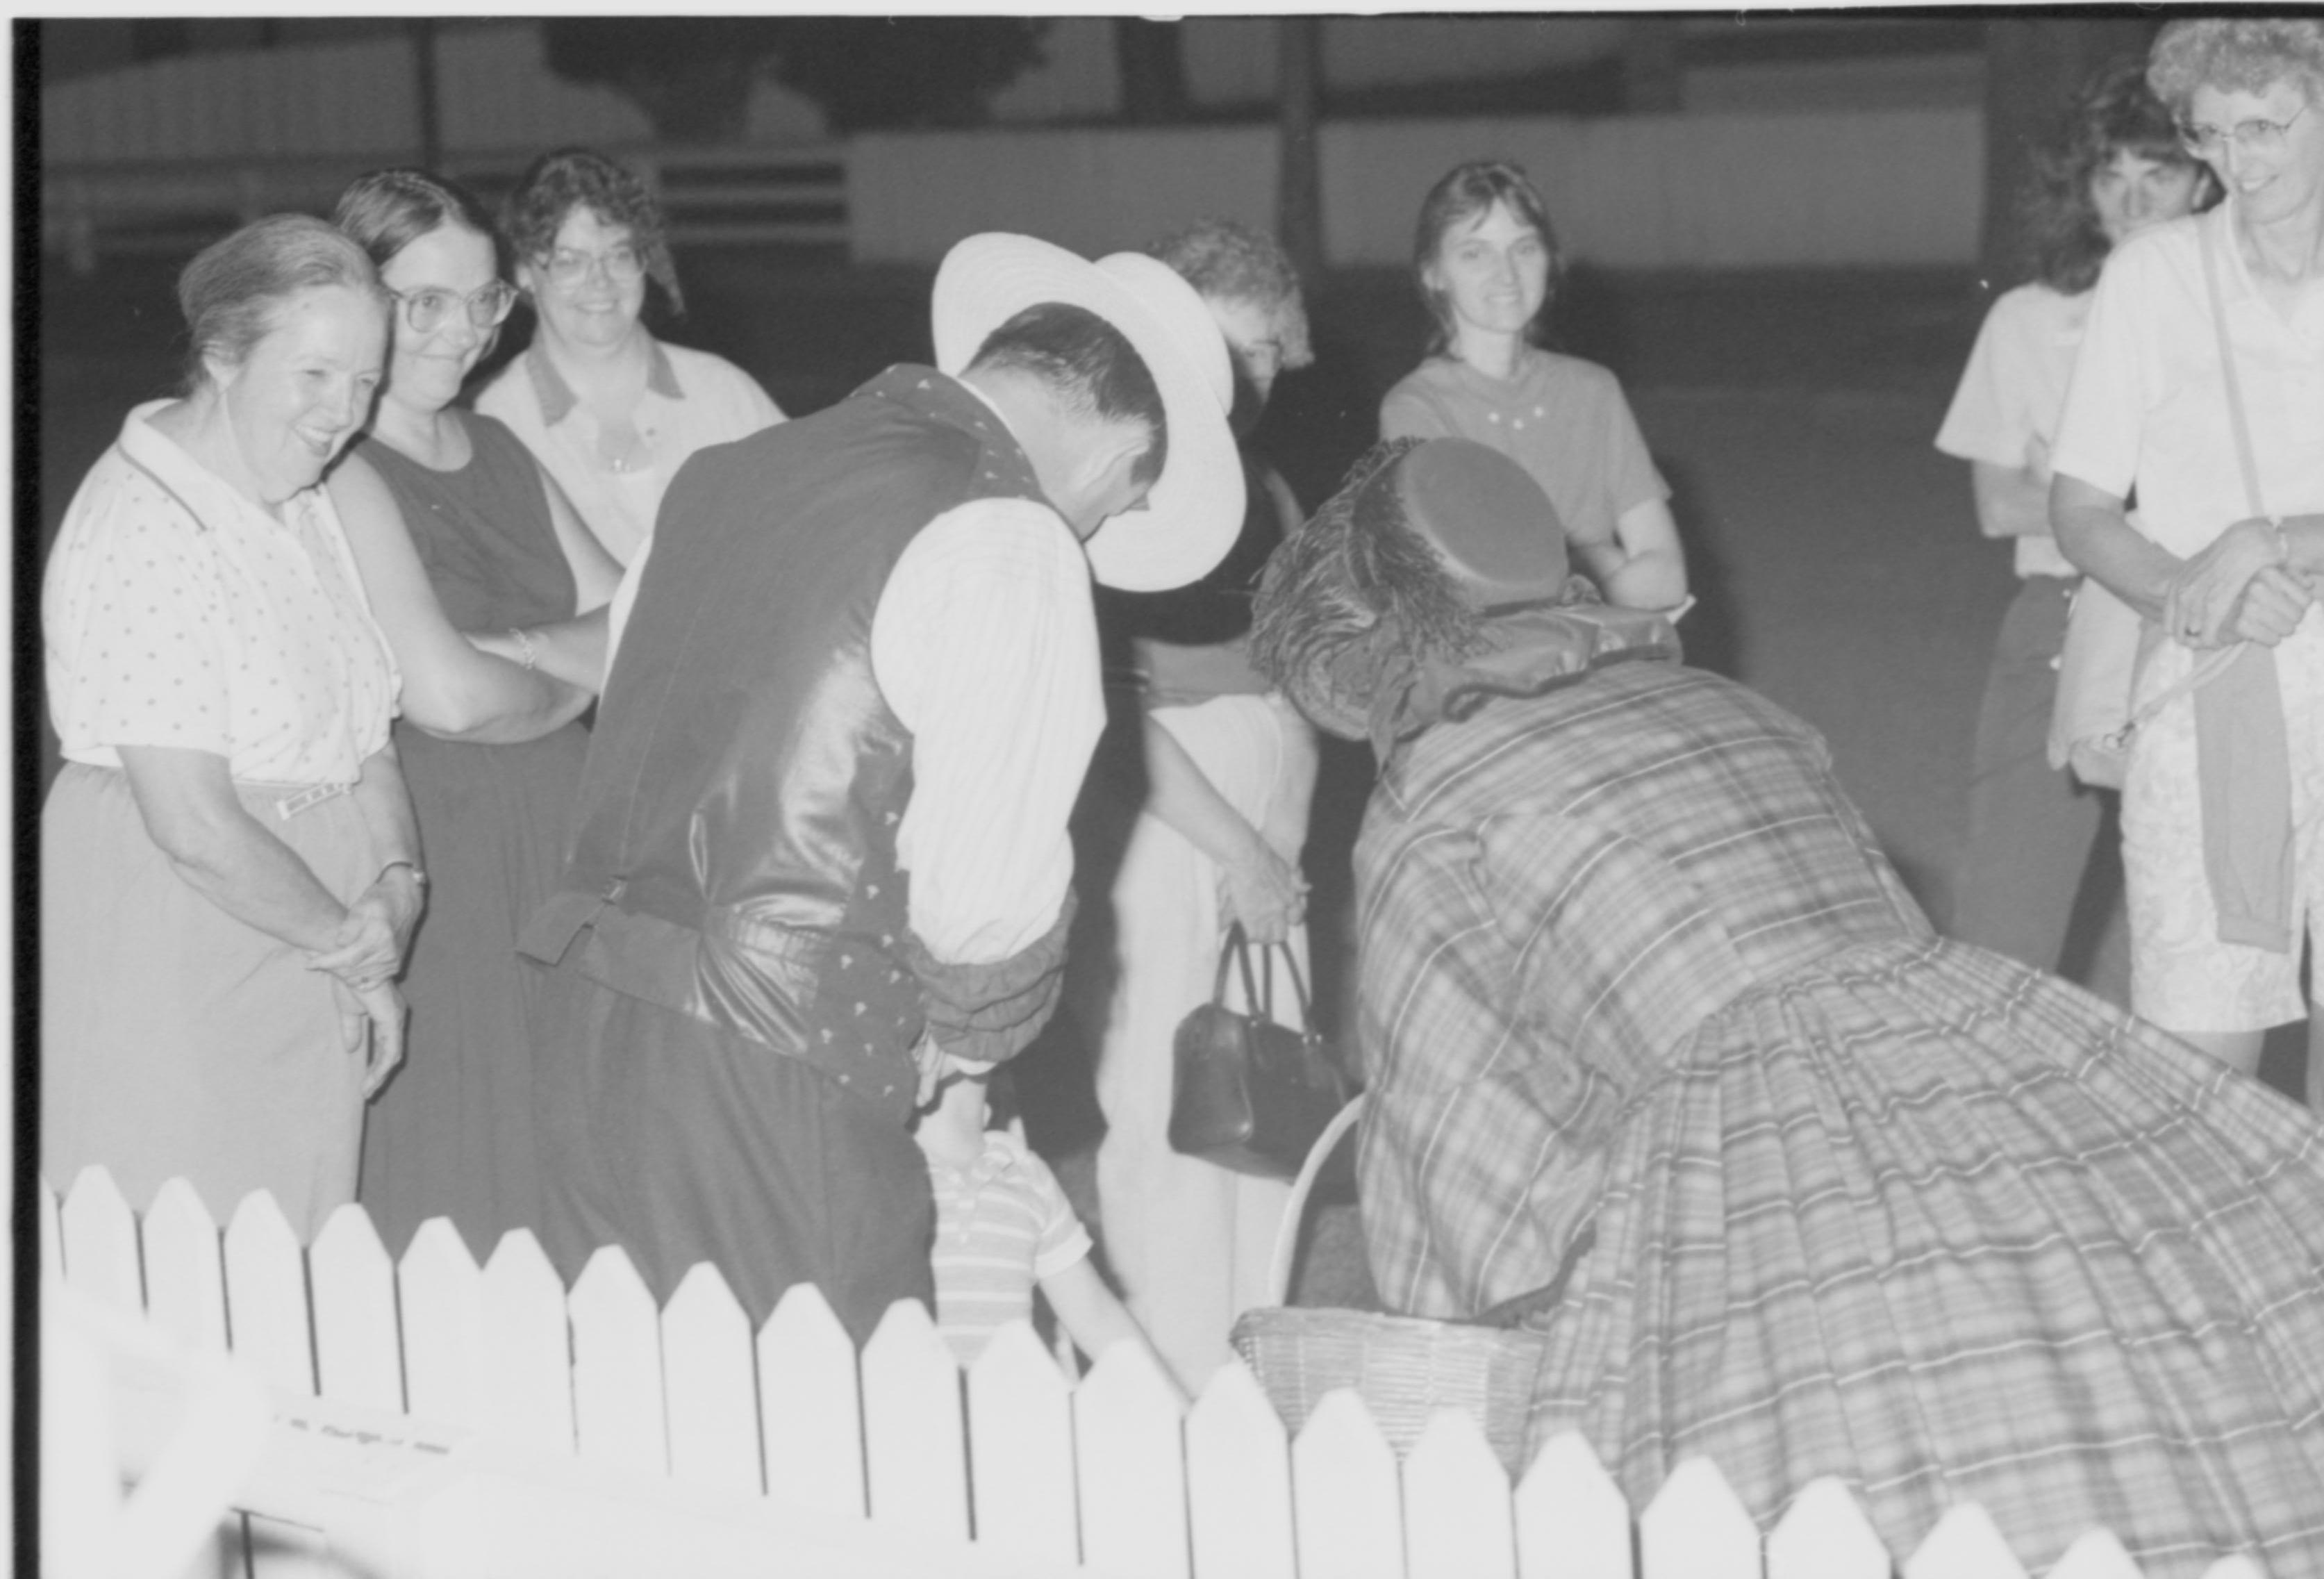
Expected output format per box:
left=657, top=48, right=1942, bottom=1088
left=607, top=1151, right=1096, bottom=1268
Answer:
left=1251, top=437, right=2324, bottom=1576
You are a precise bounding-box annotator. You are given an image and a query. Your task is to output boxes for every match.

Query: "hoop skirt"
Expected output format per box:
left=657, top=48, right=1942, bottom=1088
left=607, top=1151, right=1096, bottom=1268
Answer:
left=1354, top=658, right=2324, bottom=1575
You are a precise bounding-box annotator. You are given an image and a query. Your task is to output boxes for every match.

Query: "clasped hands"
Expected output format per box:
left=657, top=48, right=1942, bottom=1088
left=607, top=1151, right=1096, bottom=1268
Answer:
left=2162, top=516, right=2311, bottom=652
left=1218, top=823, right=1309, bottom=948
left=305, top=866, right=426, bottom=1098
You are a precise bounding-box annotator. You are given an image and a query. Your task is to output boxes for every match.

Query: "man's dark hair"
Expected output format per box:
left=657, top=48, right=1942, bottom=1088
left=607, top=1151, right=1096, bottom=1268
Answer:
left=968, top=302, right=1168, bottom=485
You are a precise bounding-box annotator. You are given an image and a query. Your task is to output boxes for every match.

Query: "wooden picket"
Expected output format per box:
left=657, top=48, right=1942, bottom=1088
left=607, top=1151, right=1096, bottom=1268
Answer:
left=964, top=1321, right=1079, bottom=1565
left=1403, top=1409, right=1514, bottom=1579
left=61, top=1164, right=142, bottom=1316
left=861, top=1298, right=972, bottom=1544
left=2053, top=1530, right=2150, bottom=1579
left=1516, top=1430, right=1632, bottom=1578
left=311, top=1203, right=403, bottom=1412
left=1183, top=1362, right=1297, bottom=1579
left=1073, top=1343, right=1188, bottom=1579
left=142, top=1178, right=229, bottom=1357
left=570, top=1246, right=667, bottom=1477
left=1766, top=1476, right=1889, bottom=1578
left=756, top=1280, right=865, bottom=1517
left=1642, top=1455, right=1761, bottom=1578
left=222, top=1190, right=312, bottom=1396
left=479, top=1229, right=574, bottom=1453
left=1904, top=1503, right=2029, bottom=1579
left=663, top=1260, right=763, bottom=1497
left=40, top=1168, right=2286, bottom=1579
left=1291, top=1389, right=1404, bottom=1579
left=397, top=1218, right=486, bottom=1429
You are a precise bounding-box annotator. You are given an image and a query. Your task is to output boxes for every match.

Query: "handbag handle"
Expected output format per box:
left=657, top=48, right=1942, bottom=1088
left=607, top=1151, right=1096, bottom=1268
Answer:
left=1213, top=923, right=1317, bottom=1029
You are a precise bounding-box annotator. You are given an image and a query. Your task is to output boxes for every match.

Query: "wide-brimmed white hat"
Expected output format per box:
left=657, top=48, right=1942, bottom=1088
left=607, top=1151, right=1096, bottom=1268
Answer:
left=932, top=233, right=1243, bottom=592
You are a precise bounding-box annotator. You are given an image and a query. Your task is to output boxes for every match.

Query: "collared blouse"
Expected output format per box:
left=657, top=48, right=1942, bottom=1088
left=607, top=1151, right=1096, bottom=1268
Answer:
left=474, top=334, right=785, bottom=565
left=2053, top=198, right=2324, bottom=555
left=44, top=400, right=398, bottom=786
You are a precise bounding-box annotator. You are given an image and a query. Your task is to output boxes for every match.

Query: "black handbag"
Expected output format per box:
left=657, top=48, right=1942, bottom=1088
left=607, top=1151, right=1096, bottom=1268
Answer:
left=1168, top=925, right=1354, bottom=1180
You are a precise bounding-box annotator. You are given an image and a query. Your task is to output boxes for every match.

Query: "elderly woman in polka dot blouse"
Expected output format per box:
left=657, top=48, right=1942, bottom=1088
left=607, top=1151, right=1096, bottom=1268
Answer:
left=1380, top=159, right=1688, bottom=612
left=42, top=215, right=420, bottom=1241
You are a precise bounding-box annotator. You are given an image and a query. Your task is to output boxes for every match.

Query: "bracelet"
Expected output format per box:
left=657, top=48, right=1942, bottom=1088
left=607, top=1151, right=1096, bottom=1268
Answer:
left=380, top=859, right=427, bottom=891
left=509, top=627, right=540, bottom=671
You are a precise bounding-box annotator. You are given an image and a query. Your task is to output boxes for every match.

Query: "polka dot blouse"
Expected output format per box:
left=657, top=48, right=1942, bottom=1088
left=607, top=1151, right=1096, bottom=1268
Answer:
left=44, top=401, right=399, bottom=785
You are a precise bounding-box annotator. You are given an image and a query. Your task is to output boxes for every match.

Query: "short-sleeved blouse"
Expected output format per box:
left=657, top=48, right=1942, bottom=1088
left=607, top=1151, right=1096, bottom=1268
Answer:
left=2051, top=199, right=2324, bottom=557
left=474, top=335, right=784, bottom=565
left=1934, top=282, right=2086, bottom=579
left=44, top=401, right=398, bottom=784
left=1379, top=349, right=1668, bottom=548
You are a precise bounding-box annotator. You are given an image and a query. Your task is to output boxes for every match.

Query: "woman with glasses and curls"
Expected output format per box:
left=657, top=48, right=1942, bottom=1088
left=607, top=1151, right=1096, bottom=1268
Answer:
left=2052, top=18, right=2324, bottom=1102
left=1937, top=57, right=2215, bottom=1000
left=474, top=148, right=784, bottom=568
left=324, top=167, right=622, bottom=1258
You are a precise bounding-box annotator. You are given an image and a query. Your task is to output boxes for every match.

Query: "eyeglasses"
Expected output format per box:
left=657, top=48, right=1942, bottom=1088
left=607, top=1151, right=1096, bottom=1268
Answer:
left=2178, top=101, right=2309, bottom=158
left=389, top=281, right=516, bottom=336
left=539, top=244, right=647, bottom=288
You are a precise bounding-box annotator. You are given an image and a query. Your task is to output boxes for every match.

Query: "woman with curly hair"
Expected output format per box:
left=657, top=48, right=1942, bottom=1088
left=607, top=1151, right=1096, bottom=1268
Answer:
left=1379, top=158, right=1686, bottom=612
left=2052, top=17, right=2324, bottom=1097
left=1938, top=56, right=2214, bottom=995
left=475, top=147, right=784, bottom=566
left=1252, top=434, right=2324, bottom=1576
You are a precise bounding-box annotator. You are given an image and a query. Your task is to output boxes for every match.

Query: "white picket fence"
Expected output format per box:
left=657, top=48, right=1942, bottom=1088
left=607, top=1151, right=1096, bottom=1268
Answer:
left=42, top=1164, right=2266, bottom=1579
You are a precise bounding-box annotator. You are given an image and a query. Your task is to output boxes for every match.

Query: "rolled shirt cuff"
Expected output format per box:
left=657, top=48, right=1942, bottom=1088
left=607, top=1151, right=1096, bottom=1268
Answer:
left=898, top=886, right=1078, bottom=1065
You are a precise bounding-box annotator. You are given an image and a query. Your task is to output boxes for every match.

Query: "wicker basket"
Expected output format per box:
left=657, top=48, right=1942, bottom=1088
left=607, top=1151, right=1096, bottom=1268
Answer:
left=1229, top=1304, right=1551, bottom=1475
left=1231, top=1092, right=1554, bottom=1477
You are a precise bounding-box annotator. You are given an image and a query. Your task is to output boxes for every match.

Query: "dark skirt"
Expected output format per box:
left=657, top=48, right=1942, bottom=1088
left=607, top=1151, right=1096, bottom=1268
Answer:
left=356, top=718, right=588, bottom=1260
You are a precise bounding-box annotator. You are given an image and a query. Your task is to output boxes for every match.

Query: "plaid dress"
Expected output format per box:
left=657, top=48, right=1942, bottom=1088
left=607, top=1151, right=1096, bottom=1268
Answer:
left=1354, top=657, right=2324, bottom=1576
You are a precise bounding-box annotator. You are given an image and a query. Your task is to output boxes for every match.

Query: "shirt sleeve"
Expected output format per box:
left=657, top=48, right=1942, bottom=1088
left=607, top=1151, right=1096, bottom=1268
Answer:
left=2050, top=251, right=2149, bottom=500
left=47, top=479, right=234, bottom=761
left=872, top=496, right=1104, bottom=964
left=1597, top=377, right=1670, bottom=517
left=1021, top=1150, right=1095, bottom=1279
left=1935, top=292, right=2039, bottom=469
left=1380, top=377, right=1459, bottom=441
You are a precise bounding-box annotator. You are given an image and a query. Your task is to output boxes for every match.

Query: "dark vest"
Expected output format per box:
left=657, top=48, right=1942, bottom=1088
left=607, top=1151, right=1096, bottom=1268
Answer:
left=520, top=367, right=1049, bottom=1114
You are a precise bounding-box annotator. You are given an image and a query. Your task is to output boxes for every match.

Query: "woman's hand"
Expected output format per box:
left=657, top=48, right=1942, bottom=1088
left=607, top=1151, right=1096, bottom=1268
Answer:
left=333, top=977, right=409, bottom=1098
left=306, top=866, right=424, bottom=991
left=1217, top=833, right=1309, bottom=947
left=2164, top=518, right=2302, bottom=647
left=2224, top=564, right=2311, bottom=648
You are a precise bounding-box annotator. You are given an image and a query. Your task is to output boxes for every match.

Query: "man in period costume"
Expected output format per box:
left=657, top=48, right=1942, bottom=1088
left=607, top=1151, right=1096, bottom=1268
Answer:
left=519, top=234, right=1242, bottom=1339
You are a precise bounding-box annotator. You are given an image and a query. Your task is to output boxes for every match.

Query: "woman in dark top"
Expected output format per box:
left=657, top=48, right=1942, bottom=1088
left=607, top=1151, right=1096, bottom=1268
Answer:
left=326, top=167, right=620, bottom=1259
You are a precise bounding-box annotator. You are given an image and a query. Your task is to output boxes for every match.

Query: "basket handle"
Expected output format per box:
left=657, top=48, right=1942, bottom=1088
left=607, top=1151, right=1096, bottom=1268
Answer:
left=1264, top=1091, right=1367, bottom=1307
